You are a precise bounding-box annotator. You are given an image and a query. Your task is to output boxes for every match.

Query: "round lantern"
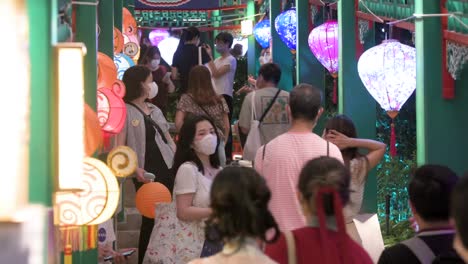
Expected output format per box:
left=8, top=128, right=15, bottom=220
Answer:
left=308, top=20, right=339, bottom=104
left=97, top=80, right=127, bottom=134
left=123, top=33, right=140, bottom=63
left=274, top=8, right=297, bottom=51
left=358, top=39, right=416, bottom=156
left=84, top=104, right=103, bottom=156
left=158, top=36, right=180, bottom=65
left=107, top=146, right=138, bottom=177
left=114, top=27, right=124, bottom=54
left=55, top=157, right=120, bottom=226
left=135, top=182, right=172, bottom=219
left=149, top=29, right=170, bottom=47
left=98, top=52, right=118, bottom=89
left=114, top=53, right=135, bottom=80
left=253, top=19, right=271, bottom=48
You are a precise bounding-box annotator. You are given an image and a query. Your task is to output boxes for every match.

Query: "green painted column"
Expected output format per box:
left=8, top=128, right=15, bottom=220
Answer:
left=98, top=0, right=114, bottom=57
left=270, top=0, right=293, bottom=91
left=247, top=0, right=256, bottom=76
left=75, top=0, right=98, bottom=109
left=114, top=0, right=123, bottom=31
left=338, top=0, right=377, bottom=212
left=295, top=0, right=324, bottom=91
left=415, top=0, right=468, bottom=175
left=124, top=0, right=135, bottom=15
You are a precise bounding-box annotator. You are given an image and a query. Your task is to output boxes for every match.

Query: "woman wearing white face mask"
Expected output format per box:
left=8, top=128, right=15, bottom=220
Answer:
left=117, top=65, right=176, bottom=264
left=138, top=46, right=175, bottom=117
left=144, top=115, right=221, bottom=263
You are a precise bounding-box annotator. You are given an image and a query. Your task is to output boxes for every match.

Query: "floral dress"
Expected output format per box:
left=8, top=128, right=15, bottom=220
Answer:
left=143, top=162, right=214, bottom=264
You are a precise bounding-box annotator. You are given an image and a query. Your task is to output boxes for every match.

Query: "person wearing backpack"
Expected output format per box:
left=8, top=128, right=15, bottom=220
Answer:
left=378, top=165, right=464, bottom=264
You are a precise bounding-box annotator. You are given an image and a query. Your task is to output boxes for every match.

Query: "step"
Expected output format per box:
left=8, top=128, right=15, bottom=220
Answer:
left=117, top=208, right=142, bottom=231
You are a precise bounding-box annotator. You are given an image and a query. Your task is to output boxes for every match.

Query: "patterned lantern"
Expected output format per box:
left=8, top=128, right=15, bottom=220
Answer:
left=97, top=80, right=127, bottom=135
left=114, top=53, right=135, bottom=80
left=253, top=19, right=271, bottom=48
left=98, top=52, right=118, bottom=89
left=107, top=146, right=138, bottom=178
left=274, top=8, right=297, bottom=51
left=149, top=29, right=170, bottom=47
left=358, top=39, right=416, bottom=156
left=308, top=20, right=339, bottom=104
left=84, top=104, right=102, bottom=156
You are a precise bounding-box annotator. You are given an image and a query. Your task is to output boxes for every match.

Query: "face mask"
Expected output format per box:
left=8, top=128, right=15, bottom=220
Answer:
left=263, top=54, right=271, bottom=63
left=150, top=59, right=160, bottom=70
left=193, top=134, right=217, bottom=156
left=215, top=45, right=226, bottom=54
left=146, top=81, right=158, bottom=99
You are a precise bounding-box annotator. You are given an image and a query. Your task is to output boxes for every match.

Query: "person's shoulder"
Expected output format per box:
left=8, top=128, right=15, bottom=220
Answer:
left=179, top=161, right=198, bottom=170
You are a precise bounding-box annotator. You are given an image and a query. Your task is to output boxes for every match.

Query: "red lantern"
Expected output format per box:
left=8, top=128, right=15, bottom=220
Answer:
left=135, top=182, right=172, bottom=219
left=97, top=80, right=126, bottom=134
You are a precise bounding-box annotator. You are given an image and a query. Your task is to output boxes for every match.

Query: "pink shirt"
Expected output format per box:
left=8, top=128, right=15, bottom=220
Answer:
left=254, top=132, right=344, bottom=231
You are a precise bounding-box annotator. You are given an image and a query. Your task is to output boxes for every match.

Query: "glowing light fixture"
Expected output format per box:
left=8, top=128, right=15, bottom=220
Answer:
left=0, top=0, right=29, bottom=220
left=241, top=20, right=254, bottom=36
left=253, top=19, right=271, bottom=48
left=274, top=8, right=297, bottom=50
left=358, top=39, right=416, bottom=156
left=158, top=36, right=180, bottom=65
left=55, top=43, right=87, bottom=190
left=149, top=29, right=170, bottom=47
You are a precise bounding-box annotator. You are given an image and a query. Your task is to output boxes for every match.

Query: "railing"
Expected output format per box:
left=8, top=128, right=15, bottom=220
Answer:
left=358, top=0, right=415, bottom=21
left=446, top=0, right=468, bottom=34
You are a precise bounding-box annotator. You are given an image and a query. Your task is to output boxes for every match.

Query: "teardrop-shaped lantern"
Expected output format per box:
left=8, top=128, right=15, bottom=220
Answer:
left=253, top=19, right=271, bottom=48
left=308, top=20, right=339, bottom=103
left=358, top=39, right=416, bottom=156
left=274, top=8, right=297, bottom=50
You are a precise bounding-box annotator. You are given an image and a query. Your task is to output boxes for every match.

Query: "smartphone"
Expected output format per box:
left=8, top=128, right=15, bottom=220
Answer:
left=103, top=249, right=136, bottom=262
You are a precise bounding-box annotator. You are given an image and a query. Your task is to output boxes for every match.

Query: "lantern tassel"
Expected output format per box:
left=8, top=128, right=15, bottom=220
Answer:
left=390, top=121, right=397, bottom=157
left=333, top=78, right=337, bottom=104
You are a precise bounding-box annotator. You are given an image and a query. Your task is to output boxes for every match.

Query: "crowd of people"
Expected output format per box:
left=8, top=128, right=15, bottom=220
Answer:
left=97, top=26, right=468, bottom=264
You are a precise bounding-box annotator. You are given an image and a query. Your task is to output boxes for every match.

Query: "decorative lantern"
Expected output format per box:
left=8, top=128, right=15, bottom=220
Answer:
left=55, top=157, right=120, bottom=226
left=84, top=104, right=102, bottom=156
left=149, top=29, right=170, bottom=47
left=123, top=7, right=137, bottom=36
left=158, top=36, right=180, bottom=65
left=358, top=39, right=416, bottom=156
left=241, top=20, right=254, bottom=36
left=114, top=53, right=135, bottom=80
left=97, top=80, right=127, bottom=135
left=253, top=19, right=271, bottom=48
left=274, top=8, right=297, bottom=51
left=123, top=33, right=140, bottom=63
left=107, top=146, right=138, bottom=178
left=114, top=27, right=124, bottom=54
left=135, top=182, right=172, bottom=219
left=98, top=52, right=118, bottom=89
left=308, top=20, right=339, bottom=104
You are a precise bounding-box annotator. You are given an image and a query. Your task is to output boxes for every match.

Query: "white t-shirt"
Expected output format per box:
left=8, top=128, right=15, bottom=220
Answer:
left=213, top=55, right=237, bottom=97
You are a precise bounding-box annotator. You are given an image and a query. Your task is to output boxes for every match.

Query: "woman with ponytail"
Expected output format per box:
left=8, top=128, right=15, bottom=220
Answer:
left=265, top=157, right=372, bottom=264
left=189, top=166, right=280, bottom=264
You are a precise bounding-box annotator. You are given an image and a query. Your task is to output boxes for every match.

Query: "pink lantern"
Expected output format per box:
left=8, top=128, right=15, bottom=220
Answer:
left=358, top=39, right=416, bottom=156
left=308, top=20, right=339, bottom=104
left=97, top=80, right=127, bottom=135
left=149, top=29, right=170, bottom=47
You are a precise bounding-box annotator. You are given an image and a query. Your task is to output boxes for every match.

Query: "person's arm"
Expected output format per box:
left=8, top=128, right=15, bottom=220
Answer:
left=176, top=193, right=212, bottom=221
left=222, top=113, right=230, bottom=142
left=175, top=110, right=185, bottom=133
left=171, top=67, right=179, bottom=80
left=203, top=45, right=231, bottom=78
left=238, top=93, right=252, bottom=135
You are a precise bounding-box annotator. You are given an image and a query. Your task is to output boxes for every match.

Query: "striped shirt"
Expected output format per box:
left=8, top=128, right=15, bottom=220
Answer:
left=254, top=132, right=344, bottom=231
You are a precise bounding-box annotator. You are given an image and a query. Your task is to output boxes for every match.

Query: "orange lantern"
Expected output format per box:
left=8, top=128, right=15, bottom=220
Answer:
left=114, top=27, right=124, bottom=54
left=84, top=104, right=103, bottom=156
left=123, top=7, right=137, bottom=36
left=135, top=182, right=172, bottom=218
left=97, top=52, right=118, bottom=89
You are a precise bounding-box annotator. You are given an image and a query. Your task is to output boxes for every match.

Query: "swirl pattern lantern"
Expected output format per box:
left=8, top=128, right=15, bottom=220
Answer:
left=114, top=53, right=135, bottom=80
left=55, top=157, right=120, bottom=226
left=308, top=20, right=339, bottom=104
left=253, top=19, right=271, bottom=48
left=274, top=8, right=297, bottom=51
left=358, top=39, right=416, bottom=156
left=97, top=80, right=127, bottom=135
left=107, top=146, right=138, bottom=177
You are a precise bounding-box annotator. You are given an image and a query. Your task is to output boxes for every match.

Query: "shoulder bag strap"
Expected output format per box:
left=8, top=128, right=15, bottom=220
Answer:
left=401, top=236, right=436, bottom=264
left=327, top=140, right=330, bottom=157
left=127, top=102, right=168, bottom=144
left=187, top=94, right=213, bottom=118
left=258, top=88, right=282, bottom=124
left=284, top=231, right=297, bottom=264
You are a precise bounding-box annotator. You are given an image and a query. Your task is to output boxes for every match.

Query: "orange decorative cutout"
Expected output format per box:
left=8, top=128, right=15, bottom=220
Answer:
left=97, top=52, right=118, bottom=89
left=114, top=27, right=124, bottom=54
left=84, top=104, right=103, bottom=156
left=135, top=182, right=171, bottom=219
left=123, top=7, right=137, bottom=36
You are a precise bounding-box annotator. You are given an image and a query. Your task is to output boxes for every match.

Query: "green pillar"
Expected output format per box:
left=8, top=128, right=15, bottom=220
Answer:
left=114, top=0, right=123, bottom=31
left=270, top=0, right=293, bottom=91
left=415, top=0, right=468, bottom=175
left=75, top=0, right=98, bottom=109
left=295, top=0, right=324, bottom=90
left=338, top=0, right=377, bottom=212
left=98, top=0, right=114, bottom=57
left=247, top=0, right=256, bottom=76
left=124, top=0, right=135, bottom=15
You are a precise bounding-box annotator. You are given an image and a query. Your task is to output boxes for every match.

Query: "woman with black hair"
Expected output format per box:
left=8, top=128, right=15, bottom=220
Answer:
left=189, top=166, right=280, bottom=263
left=144, top=115, right=221, bottom=263
left=265, top=157, right=372, bottom=264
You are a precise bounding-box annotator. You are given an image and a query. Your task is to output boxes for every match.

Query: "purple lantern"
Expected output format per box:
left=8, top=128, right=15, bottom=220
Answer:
left=149, top=29, right=170, bottom=47
left=308, top=20, right=339, bottom=103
